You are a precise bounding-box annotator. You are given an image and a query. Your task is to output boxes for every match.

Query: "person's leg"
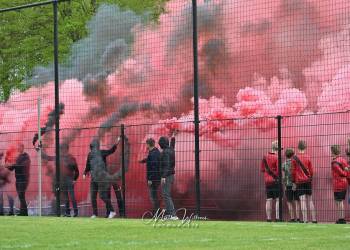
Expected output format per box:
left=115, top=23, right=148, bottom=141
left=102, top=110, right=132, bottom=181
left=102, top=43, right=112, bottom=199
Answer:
left=336, top=200, right=344, bottom=221
left=112, top=183, right=124, bottom=217
left=99, top=186, right=114, bottom=217
left=161, top=175, right=175, bottom=216
left=90, top=181, right=98, bottom=216
left=16, top=182, right=28, bottom=216
left=148, top=182, right=160, bottom=214
left=0, top=189, right=3, bottom=215
left=99, top=180, right=114, bottom=217
left=299, top=194, right=308, bottom=222
left=61, top=179, right=70, bottom=216
left=275, top=199, right=280, bottom=220
left=266, top=198, right=272, bottom=221
left=7, top=195, right=14, bottom=215
left=294, top=200, right=301, bottom=221
left=67, top=177, right=78, bottom=216
left=308, top=195, right=317, bottom=222
left=62, top=189, right=70, bottom=216
left=287, top=201, right=294, bottom=220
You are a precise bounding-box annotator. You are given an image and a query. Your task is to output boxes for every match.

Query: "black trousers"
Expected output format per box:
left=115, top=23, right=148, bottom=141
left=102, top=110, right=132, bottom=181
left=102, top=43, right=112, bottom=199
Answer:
left=148, top=181, right=160, bottom=214
left=90, top=180, right=114, bottom=216
left=0, top=188, right=14, bottom=215
left=109, top=182, right=125, bottom=217
left=61, top=176, right=78, bottom=215
left=16, top=181, right=28, bottom=216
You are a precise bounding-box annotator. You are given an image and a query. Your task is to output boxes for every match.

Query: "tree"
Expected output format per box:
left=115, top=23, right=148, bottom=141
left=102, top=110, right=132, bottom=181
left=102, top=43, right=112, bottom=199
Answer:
left=0, top=0, right=168, bottom=101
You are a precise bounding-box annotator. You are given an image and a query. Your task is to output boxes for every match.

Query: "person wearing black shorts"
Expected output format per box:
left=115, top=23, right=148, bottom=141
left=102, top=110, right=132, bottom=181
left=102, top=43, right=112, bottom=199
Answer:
left=283, top=148, right=300, bottom=222
left=291, top=140, right=317, bottom=223
left=331, top=145, right=349, bottom=224
left=261, top=141, right=280, bottom=222
left=266, top=183, right=279, bottom=200
left=296, top=182, right=312, bottom=196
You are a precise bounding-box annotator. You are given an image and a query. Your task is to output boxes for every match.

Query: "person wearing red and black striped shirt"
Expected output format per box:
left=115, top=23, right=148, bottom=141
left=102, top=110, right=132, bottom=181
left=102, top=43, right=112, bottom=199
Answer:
left=291, top=140, right=317, bottom=223
left=331, top=145, right=349, bottom=224
left=261, top=141, right=280, bottom=222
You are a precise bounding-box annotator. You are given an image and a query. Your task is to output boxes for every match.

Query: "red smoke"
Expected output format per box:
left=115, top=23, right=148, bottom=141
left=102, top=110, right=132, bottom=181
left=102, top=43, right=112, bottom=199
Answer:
left=1, top=0, right=350, bottom=220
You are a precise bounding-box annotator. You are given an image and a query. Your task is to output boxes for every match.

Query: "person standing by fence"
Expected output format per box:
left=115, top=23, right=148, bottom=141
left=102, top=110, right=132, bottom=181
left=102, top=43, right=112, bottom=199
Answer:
left=83, top=138, right=120, bottom=219
left=282, top=148, right=300, bottom=222
left=40, top=143, right=79, bottom=217
left=261, top=141, right=280, bottom=222
left=331, top=145, right=349, bottom=224
left=6, top=144, right=31, bottom=216
left=0, top=152, right=14, bottom=216
left=139, top=138, right=161, bottom=215
left=159, top=133, right=177, bottom=219
left=291, top=140, right=317, bottom=223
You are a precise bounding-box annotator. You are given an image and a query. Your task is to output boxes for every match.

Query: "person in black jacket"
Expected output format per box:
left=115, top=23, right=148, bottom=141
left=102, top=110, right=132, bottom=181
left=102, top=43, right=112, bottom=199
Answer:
left=6, top=144, right=31, bottom=216
left=139, top=138, right=161, bottom=215
left=158, top=134, right=177, bottom=218
left=83, top=138, right=120, bottom=218
left=41, top=143, right=79, bottom=217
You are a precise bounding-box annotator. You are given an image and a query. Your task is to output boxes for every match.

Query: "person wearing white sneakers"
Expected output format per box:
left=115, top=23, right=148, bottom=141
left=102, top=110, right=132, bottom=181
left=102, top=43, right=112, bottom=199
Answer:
left=83, top=138, right=119, bottom=219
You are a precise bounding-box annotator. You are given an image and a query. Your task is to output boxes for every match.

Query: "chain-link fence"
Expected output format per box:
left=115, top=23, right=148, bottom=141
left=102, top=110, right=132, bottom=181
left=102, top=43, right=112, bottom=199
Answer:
left=1, top=0, right=350, bottom=222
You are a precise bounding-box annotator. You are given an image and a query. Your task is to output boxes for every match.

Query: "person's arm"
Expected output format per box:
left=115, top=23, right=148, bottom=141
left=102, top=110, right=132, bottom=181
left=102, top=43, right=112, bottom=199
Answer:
left=71, top=157, right=79, bottom=181
left=139, top=158, right=147, bottom=164
left=101, top=137, right=120, bottom=156
left=83, top=153, right=91, bottom=176
left=161, top=152, right=170, bottom=179
left=6, top=164, right=15, bottom=171
left=41, top=150, right=55, bottom=162
left=170, top=136, right=175, bottom=149
left=332, top=163, right=348, bottom=177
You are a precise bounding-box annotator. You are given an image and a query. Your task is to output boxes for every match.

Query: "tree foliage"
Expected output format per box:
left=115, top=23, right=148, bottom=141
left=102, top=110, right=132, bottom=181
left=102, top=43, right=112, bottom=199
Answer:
left=0, top=0, right=167, bottom=101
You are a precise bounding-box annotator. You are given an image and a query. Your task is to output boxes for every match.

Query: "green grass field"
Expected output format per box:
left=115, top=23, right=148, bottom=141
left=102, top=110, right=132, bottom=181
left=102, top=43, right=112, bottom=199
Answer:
left=0, top=217, right=349, bottom=250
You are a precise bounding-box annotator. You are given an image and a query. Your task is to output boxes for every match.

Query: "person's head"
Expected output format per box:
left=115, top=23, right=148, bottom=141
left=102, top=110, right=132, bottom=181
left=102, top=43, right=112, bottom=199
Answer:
left=271, top=141, right=278, bottom=153
left=146, top=138, right=155, bottom=150
left=158, top=136, right=169, bottom=150
left=331, top=145, right=341, bottom=157
left=17, top=143, right=24, bottom=154
left=285, top=148, right=294, bottom=159
left=90, top=138, right=100, bottom=151
left=298, top=140, right=307, bottom=152
left=60, top=143, right=69, bottom=155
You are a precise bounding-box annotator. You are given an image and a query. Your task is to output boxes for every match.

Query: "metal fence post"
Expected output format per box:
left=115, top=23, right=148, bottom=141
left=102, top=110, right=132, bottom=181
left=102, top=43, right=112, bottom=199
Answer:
left=53, top=0, right=61, bottom=217
left=121, top=124, right=126, bottom=217
left=277, top=115, right=283, bottom=221
left=192, top=0, right=201, bottom=216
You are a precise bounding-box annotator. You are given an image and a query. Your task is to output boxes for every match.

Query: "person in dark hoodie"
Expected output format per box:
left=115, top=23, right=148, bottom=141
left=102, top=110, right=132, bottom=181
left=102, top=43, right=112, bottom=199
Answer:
left=83, top=138, right=120, bottom=219
left=40, top=143, right=79, bottom=217
left=139, top=138, right=161, bottom=215
left=6, top=143, right=31, bottom=216
left=158, top=133, right=177, bottom=219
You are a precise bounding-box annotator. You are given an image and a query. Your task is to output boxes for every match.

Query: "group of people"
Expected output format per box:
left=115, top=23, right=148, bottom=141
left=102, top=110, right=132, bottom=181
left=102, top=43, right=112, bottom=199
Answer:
left=0, top=132, right=177, bottom=219
left=139, top=133, right=177, bottom=219
left=262, top=140, right=350, bottom=224
left=0, top=144, right=31, bottom=216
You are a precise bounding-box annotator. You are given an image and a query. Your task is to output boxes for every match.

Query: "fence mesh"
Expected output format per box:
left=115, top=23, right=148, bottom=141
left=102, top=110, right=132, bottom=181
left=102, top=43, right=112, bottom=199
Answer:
left=1, top=0, right=350, bottom=222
